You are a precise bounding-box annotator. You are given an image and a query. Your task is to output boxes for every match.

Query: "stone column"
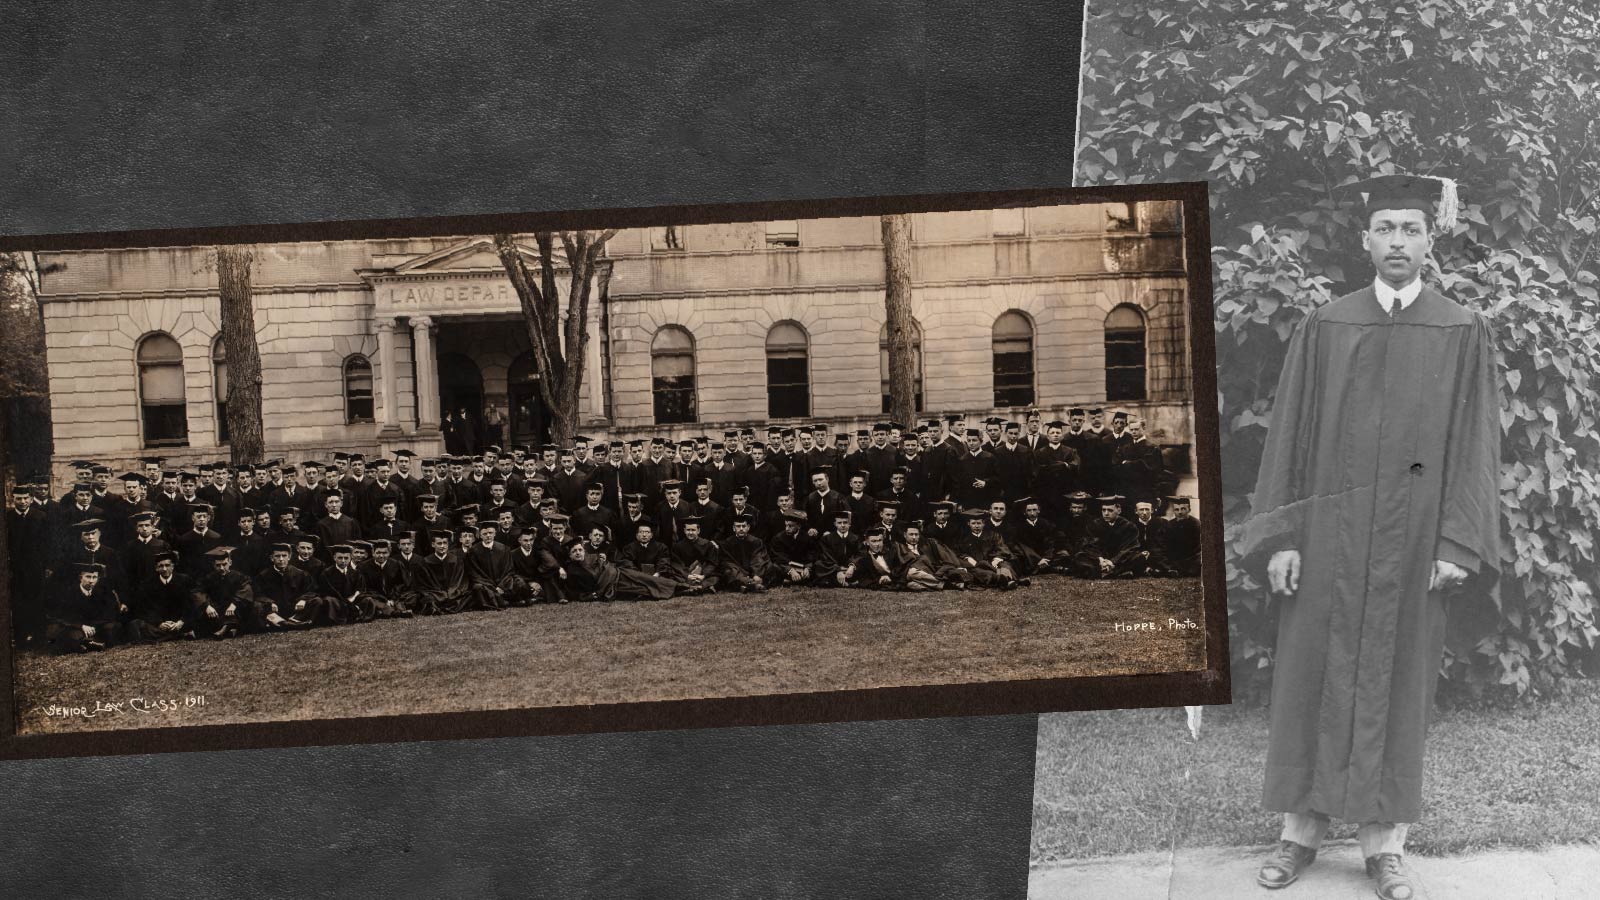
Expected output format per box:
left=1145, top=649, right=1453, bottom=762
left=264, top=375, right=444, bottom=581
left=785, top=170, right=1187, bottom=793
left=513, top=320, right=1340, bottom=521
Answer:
left=376, top=318, right=401, bottom=434
left=584, top=293, right=606, bottom=422
left=411, top=315, right=439, bottom=430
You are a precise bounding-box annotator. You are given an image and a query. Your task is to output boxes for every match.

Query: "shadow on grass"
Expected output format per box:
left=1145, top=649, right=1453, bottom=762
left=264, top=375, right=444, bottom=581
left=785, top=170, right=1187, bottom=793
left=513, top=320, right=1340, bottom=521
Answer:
left=1031, top=679, right=1600, bottom=862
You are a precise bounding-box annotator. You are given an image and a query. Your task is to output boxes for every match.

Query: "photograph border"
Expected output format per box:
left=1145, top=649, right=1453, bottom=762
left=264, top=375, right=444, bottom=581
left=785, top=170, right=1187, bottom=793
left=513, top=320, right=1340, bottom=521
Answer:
left=0, top=182, right=1228, bottom=760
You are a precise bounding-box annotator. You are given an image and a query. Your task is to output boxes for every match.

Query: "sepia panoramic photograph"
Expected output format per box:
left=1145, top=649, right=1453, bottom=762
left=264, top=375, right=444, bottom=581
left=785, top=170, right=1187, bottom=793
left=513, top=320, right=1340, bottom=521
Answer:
left=0, top=189, right=1219, bottom=744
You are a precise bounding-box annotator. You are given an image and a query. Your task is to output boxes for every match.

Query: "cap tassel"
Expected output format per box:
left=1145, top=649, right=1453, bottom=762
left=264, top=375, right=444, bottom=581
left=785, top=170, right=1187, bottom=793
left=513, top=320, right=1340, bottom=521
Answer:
left=1429, top=175, right=1459, bottom=231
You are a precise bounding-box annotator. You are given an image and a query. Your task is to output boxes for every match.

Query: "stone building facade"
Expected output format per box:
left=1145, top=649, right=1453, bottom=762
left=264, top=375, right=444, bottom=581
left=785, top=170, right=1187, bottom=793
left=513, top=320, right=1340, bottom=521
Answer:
left=36, top=201, right=1195, bottom=491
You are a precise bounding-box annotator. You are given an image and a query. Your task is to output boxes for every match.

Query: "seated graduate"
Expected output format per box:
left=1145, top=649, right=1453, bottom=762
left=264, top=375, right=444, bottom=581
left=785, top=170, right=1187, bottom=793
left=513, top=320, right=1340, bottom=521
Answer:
left=582, top=525, right=617, bottom=566
left=562, top=534, right=678, bottom=602
left=1057, top=492, right=1101, bottom=578
left=687, top=479, right=725, bottom=542
left=720, top=488, right=760, bottom=543
left=467, top=522, right=533, bottom=609
left=618, top=521, right=674, bottom=581
left=291, top=533, right=326, bottom=578
left=534, top=514, right=574, bottom=603
left=391, top=530, right=423, bottom=582
left=896, top=520, right=970, bottom=590
left=509, top=528, right=546, bottom=594
left=1154, top=495, right=1201, bottom=577
left=320, top=542, right=370, bottom=623
left=252, top=541, right=325, bottom=628
left=1083, top=494, right=1147, bottom=579
left=570, top=481, right=617, bottom=542
left=922, top=501, right=966, bottom=556
left=195, top=545, right=263, bottom=638
left=1004, top=497, right=1063, bottom=576
left=812, top=509, right=862, bottom=587
left=130, top=549, right=199, bottom=640
left=718, top=511, right=777, bottom=593
left=230, top=506, right=269, bottom=579
left=122, top=510, right=172, bottom=590
left=614, top=492, right=654, bottom=546
left=45, top=561, right=134, bottom=653
left=666, top=515, right=722, bottom=594
left=766, top=509, right=816, bottom=585
left=411, top=528, right=472, bottom=615
left=358, top=537, right=416, bottom=617
left=851, top=526, right=942, bottom=591
left=948, top=509, right=1023, bottom=590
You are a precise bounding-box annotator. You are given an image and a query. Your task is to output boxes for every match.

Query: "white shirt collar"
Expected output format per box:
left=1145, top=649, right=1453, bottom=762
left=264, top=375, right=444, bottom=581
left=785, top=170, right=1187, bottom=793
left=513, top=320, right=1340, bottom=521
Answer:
left=1374, top=277, right=1423, bottom=313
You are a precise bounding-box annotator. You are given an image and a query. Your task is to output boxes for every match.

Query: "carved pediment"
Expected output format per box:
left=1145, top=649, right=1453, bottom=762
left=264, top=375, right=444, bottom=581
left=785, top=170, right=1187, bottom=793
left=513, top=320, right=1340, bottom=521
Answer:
left=388, top=236, right=570, bottom=276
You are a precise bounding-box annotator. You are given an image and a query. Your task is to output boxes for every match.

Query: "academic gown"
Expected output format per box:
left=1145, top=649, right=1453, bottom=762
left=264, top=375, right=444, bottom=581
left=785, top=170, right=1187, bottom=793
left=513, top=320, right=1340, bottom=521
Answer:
left=1237, top=285, right=1501, bottom=824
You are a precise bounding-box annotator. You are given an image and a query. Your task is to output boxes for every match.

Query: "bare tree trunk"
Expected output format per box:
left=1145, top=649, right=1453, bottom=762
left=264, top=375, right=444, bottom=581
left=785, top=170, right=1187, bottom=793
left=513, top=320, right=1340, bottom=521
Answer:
left=217, top=245, right=265, bottom=464
left=496, top=231, right=615, bottom=446
left=882, top=214, right=917, bottom=427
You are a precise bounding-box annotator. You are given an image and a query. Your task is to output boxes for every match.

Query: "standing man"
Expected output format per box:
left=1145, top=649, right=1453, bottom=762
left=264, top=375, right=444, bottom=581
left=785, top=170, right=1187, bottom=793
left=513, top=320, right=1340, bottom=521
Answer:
left=1240, top=175, right=1500, bottom=900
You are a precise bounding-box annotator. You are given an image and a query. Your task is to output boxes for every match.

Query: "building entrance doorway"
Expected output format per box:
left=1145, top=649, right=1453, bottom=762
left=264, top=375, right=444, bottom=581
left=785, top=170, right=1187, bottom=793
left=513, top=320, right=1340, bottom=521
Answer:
left=438, top=352, right=484, bottom=454
left=507, top=352, right=550, bottom=447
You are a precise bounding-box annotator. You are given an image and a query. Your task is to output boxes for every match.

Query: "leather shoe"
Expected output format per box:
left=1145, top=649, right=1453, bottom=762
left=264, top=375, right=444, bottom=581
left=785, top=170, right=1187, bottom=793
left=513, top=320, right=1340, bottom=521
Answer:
left=1365, top=853, right=1414, bottom=900
left=1256, top=840, right=1317, bottom=889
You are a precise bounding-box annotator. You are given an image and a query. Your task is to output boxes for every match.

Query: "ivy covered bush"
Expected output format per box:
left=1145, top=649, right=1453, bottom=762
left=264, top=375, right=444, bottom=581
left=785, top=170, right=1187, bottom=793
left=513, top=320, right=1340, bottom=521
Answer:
left=1077, top=0, right=1600, bottom=701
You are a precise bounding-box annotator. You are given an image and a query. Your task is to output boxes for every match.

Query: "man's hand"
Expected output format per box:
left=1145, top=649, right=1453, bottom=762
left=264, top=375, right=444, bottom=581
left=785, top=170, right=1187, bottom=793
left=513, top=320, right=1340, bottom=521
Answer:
left=1429, top=559, right=1469, bottom=591
left=295, top=600, right=306, bottom=611
left=82, top=624, right=96, bottom=638
left=205, top=606, right=219, bottom=619
left=1267, top=549, right=1301, bottom=595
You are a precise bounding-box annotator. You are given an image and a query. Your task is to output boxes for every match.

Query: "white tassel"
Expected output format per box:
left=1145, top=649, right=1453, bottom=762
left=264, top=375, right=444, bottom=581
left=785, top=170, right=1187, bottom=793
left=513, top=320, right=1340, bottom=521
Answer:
left=1427, top=176, right=1459, bottom=231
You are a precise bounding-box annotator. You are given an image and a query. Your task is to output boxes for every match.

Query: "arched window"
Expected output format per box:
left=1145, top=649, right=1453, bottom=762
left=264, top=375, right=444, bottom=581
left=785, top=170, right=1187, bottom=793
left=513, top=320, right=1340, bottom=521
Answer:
left=651, top=326, right=697, bottom=424
left=765, top=321, right=810, bottom=419
left=138, top=333, right=189, bottom=447
left=1105, top=304, right=1147, bottom=401
left=212, top=337, right=229, bottom=445
left=879, top=318, right=924, bottom=413
left=992, top=310, right=1035, bottom=408
left=344, top=355, right=375, bottom=423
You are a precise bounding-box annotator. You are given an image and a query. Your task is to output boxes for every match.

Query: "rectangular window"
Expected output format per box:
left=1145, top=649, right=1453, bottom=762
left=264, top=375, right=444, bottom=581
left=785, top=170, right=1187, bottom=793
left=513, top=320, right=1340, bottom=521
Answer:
left=652, top=353, right=696, bottom=424
left=766, top=357, right=809, bottom=418
left=347, top=372, right=375, bottom=423
left=650, top=226, right=684, bottom=251
left=143, top=404, right=189, bottom=447
left=993, top=351, right=1035, bottom=408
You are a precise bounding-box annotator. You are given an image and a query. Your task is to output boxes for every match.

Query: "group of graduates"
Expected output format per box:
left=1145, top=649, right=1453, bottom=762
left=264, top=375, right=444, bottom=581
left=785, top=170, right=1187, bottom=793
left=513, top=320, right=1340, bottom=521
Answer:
left=6, top=406, right=1200, bottom=655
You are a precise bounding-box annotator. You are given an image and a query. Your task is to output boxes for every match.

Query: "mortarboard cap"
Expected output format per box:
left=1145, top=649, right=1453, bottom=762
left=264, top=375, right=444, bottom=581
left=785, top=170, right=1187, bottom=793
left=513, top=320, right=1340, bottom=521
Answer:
left=72, top=561, right=106, bottom=574
left=205, top=546, right=235, bottom=559
left=151, top=550, right=178, bottom=564
left=72, top=518, right=105, bottom=532
left=1337, top=172, right=1459, bottom=230
left=118, top=472, right=147, bottom=484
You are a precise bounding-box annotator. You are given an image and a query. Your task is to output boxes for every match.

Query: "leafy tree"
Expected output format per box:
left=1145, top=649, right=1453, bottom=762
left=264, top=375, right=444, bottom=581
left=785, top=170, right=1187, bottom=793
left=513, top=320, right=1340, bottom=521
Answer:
left=0, top=252, right=56, bottom=482
left=494, top=232, right=616, bottom=445
left=1078, top=0, right=1600, bottom=700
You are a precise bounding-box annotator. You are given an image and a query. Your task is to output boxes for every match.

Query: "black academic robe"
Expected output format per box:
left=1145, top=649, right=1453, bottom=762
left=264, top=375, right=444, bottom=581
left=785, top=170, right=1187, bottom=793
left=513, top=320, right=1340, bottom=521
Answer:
left=743, top=461, right=783, bottom=514
left=618, top=539, right=674, bottom=578
left=313, top=514, right=363, bottom=561
left=1076, top=430, right=1117, bottom=495
left=949, top=529, right=1019, bottom=585
left=1157, top=515, right=1202, bottom=576
left=1113, top=439, right=1166, bottom=506
left=989, top=441, right=1033, bottom=502
left=1085, top=515, right=1145, bottom=576
left=667, top=537, right=722, bottom=590
left=949, top=449, right=999, bottom=511
left=467, top=544, right=531, bottom=608
left=653, top=500, right=694, bottom=544
left=803, top=489, right=848, bottom=536
left=1237, top=286, right=1501, bottom=824
left=812, top=530, right=861, bottom=586
left=412, top=552, right=471, bottom=614
left=318, top=565, right=367, bottom=622
left=196, top=568, right=263, bottom=634
left=45, top=581, right=132, bottom=651
left=719, top=534, right=778, bottom=588
left=131, top=573, right=201, bottom=636
left=254, top=563, right=332, bottom=626
left=570, top=504, right=619, bottom=543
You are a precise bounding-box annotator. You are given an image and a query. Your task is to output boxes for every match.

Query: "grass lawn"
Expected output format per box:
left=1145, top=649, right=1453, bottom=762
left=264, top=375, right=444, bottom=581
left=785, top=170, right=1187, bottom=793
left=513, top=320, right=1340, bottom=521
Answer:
left=1031, top=678, right=1600, bottom=862
left=13, top=576, right=1204, bottom=735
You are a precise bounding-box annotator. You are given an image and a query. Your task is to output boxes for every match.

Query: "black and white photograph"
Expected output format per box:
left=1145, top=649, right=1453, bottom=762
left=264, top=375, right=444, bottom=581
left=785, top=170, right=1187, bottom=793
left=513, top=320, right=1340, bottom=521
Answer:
left=1032, top=2, right=1600, bottom=899
left=0, top=188, right=1223, bottom=748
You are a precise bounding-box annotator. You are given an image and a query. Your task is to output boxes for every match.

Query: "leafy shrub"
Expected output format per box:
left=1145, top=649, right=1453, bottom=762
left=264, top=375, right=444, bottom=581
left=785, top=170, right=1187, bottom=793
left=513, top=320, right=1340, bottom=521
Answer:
left=1077, top=0, right=1600, bottom=701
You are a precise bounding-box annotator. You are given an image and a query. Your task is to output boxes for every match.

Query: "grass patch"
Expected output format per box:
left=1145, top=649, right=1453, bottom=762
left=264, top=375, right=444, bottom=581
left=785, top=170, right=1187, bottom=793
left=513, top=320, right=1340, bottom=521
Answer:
left=1031, top=679, right=1600, bottom=862
left=14, top=576, right=1205, bottom=734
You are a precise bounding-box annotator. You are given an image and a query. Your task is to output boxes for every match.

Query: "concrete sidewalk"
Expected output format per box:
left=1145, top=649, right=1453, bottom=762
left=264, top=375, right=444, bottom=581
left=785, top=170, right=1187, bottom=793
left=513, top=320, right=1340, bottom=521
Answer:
left=1029, top=840, right=1600, bottom=899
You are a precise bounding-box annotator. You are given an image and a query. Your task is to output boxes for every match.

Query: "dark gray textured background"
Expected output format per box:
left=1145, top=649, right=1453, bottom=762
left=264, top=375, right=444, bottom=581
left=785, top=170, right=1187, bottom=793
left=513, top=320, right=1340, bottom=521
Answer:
left=1, top=2, right=1080, bottom=896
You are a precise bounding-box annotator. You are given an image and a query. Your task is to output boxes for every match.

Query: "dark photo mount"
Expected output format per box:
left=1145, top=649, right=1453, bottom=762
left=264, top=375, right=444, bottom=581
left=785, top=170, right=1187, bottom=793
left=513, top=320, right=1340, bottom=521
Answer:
left=0, top=182, right=1227, bottom=761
